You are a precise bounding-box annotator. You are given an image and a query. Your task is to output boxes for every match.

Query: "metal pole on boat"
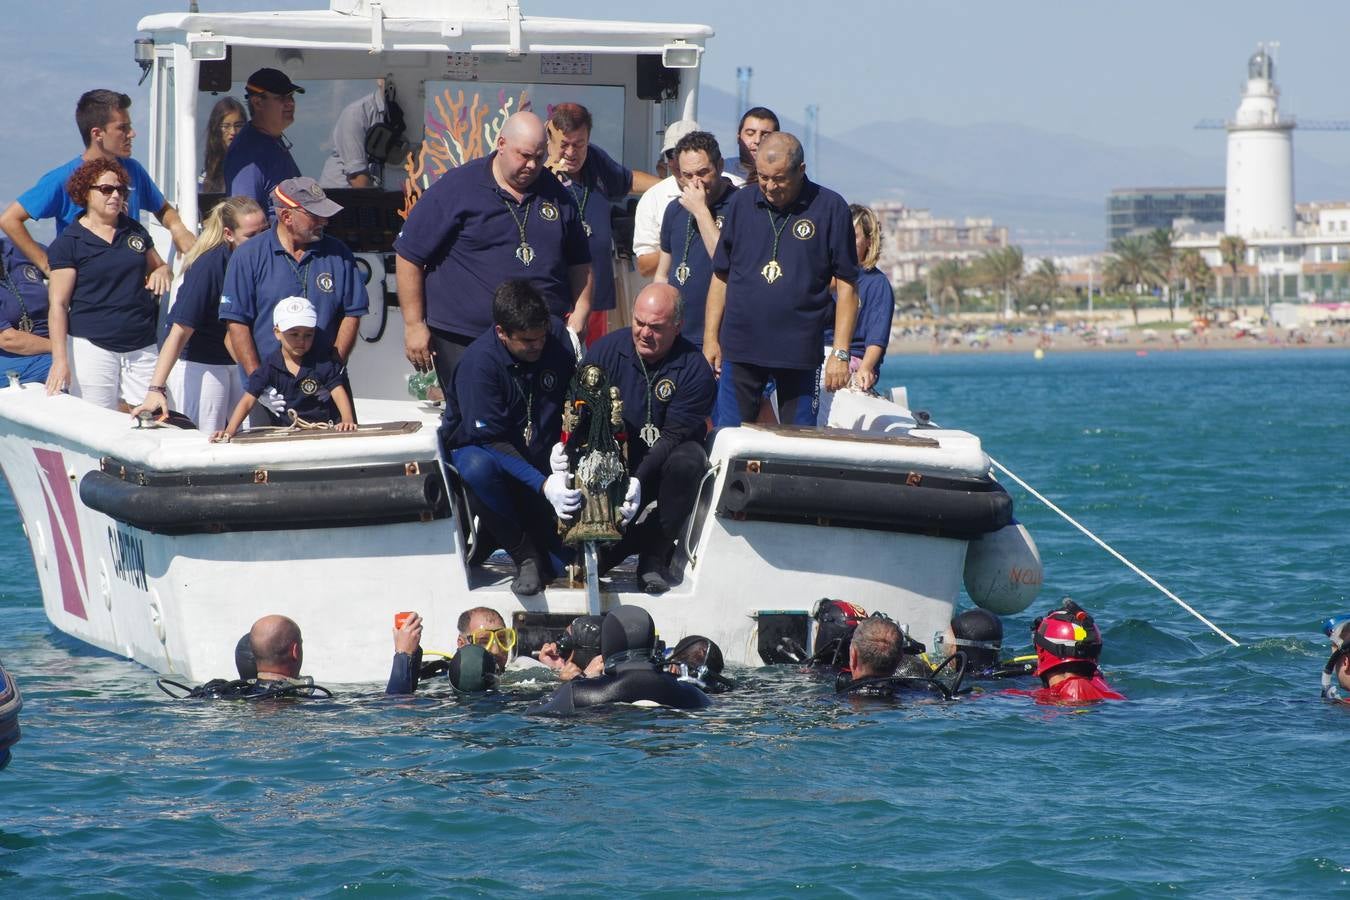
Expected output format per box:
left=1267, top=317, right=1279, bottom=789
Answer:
left=583, top=541, right=602, bottom=616
left=986, top=456, right=1241, bottom=647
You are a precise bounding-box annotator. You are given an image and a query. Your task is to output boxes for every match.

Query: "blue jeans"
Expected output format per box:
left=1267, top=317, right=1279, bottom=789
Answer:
left=0, top=352, right=52, bottom=384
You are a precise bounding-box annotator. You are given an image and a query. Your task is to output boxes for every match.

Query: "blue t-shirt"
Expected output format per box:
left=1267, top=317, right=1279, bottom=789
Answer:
left=441, top=327, right=577, bottom=488
left=243, top=348, right=346, bottom=423
left=583, top=328, right=715, bottom=482
left=393, top=153, right=591, bottom=339
left=712, top=179, right=859, bottom=370
left=823, top=266, right=896, bottom=368
left=167, top=242, right=235, bottom=366
left=17, top=155, right=165, bottom=235
left=47, top=215, right=158, bottom=352
left=0, top=238, right=50, bottom=341
left=659, top=180, right=739, bottom=348
left=559, top=143, right=631, bottom=313
left=223, top=123, right=301, bottom=215
left=219, top=229, right=368, bottom=364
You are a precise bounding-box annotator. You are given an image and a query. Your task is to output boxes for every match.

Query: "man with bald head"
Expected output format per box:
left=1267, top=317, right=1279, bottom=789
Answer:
left=248, top=614, right=304, bottom=681
left=703, top=131, right=859, bottom=427
left=395, top=111, right=594, bottom=388
left=583, top=282, right=716, bottom=591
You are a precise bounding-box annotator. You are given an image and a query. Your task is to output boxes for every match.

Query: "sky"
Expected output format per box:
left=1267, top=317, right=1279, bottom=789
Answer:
left=4, top=0, right=1349, bottom=232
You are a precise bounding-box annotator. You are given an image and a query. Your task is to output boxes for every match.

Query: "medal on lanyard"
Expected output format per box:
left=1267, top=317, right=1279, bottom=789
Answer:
left=762, top=207, right=791, bottom=284
left=17, top=313, right=33, bottom=333
left=0, top=265, right=34, bottom=333
left=504, top=197, right=536, bottom=267
left=636, top=355, right=661, bottom=448
left=569, top=182, right=593, bottom=238
left=516, top=369, right=536, bottom=445
left=674, top=214, right=695, bottom=286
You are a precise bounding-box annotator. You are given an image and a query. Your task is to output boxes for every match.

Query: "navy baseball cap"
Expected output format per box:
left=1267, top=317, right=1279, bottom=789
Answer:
left=246, top=67, right=305, bottom=96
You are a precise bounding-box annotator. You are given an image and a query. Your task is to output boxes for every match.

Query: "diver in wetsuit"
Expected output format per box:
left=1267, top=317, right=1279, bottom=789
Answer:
left=1320, top=615, right=1350, bottom=701
left=158, top=615, right=333, bottom=700
left=938, top=608, right=1035, bottom=680
left=836, top=615, right=966, bottom=701
left=527, top=606, right=709, bottom=715
left=665, top=635, right=735, bottom=694
left=1004, top=599, right=1124, bottom=704
left=385, top=611, right=502, bottom=694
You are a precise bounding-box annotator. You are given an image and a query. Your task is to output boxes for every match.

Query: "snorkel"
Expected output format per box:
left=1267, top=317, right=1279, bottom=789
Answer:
left=1320, top=615, right=1350, bottom=700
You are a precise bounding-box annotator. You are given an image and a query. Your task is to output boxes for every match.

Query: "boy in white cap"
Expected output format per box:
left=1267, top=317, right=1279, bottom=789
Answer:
left=211, top=296, right=356, bottom=441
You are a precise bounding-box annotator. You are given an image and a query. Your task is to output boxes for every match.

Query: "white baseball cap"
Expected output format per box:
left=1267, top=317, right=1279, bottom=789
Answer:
left=661, top=120, right=701, bottom=154
left=273, top=296, right=318, bottom=332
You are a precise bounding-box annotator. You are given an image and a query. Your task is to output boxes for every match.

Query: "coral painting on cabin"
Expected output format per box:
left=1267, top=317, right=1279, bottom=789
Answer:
left=400, top=88, right=532, bottom=220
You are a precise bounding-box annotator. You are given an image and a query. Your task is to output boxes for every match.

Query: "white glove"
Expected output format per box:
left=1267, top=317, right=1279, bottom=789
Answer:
left=543, top=472, right=582, bottom=521
left=618, top=477, right=641, bottom=525
left=566, top=327, right=583, bottom=361
left=549, top=441, right=569, bottom=475
left=260, top=386, right=287, bottom=416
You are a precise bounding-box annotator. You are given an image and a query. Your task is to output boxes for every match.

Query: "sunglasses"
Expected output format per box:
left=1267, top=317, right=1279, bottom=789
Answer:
left=92, top=184, right=130, bottom=197
left=467, top=627, right=517, bottom=653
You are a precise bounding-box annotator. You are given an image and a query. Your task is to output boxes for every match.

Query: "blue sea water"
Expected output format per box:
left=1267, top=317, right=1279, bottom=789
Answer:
left=1, top=348, right=1349, bottom=897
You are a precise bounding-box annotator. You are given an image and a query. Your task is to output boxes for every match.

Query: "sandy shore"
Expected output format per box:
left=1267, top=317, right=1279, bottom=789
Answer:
left=887, top=320, right=1350, bottom=357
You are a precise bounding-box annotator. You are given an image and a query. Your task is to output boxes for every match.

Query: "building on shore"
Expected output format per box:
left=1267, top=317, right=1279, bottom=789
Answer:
left=872, top=202, right=1009, bottom=284
left=1107, top=187, right=1224, bottom=243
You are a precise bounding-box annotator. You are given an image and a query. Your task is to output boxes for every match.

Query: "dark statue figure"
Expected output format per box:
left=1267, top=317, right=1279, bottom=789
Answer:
left=559, top=363, right=628, bottom=544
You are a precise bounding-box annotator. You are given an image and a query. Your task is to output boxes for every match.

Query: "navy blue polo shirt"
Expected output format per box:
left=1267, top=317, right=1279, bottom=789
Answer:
left=583, top=328, right=715, bottom=482
left=167, top=242, right=235, bottom=366
left=219, top=229, right=368, bottom=364
left=47, top=215, right=158, bottom=352
left=442, top=327, right=577, bottom=486
left=0, top=238, right=49, bottom=339
left=561, top=142, right=631, bottom=313
left=17, top=155, right=165, bottom=235
left=824, top=267, right=896, bottom=367
left=659, top=180, right=739, bottom=348
left=394, top=153, right=591, bottom=339
left=244, top=348, right=346, bottom=422
left=223, top=123, right=301, bottom=215
left=712, top=178, right=859, bottom=369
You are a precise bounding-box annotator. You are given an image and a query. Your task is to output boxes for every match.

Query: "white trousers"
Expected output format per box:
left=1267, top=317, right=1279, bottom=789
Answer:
left=68, top=337, right=157, bottom=411
left=168, top=360, right=244, bottom=433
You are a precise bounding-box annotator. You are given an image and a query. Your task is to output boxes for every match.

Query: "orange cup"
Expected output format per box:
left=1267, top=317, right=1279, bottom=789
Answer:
left=395, top=611, right=415, bottom=630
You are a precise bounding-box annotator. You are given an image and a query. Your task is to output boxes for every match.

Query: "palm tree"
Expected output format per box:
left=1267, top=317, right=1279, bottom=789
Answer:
left=929, top=259, right=965, bottom=317
left=1025, top=258, right=1061, bottom=319
left=1104, top=234, right=1163, bottom=325
left=1178, top=249, right=1213, bottom=320
left=1149, top=228, right=1178, bottom=321
left=1218, top=234, right=1248, bottom=312
left=974, top=246, right=1024, bottom=317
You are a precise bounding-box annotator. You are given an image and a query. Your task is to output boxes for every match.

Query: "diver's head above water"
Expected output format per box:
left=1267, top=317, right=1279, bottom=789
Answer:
left=1321, top=615, right=1350, bottom=699
left=601, top=606, right=658, bottom=673
left=1031, top=598, right=1102, bottom=687
left=249, top=615, right=303, bottom=681
left=947, top=608, right=1004, bottom=670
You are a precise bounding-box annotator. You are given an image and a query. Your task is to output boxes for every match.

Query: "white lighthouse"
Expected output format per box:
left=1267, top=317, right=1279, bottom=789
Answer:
left=1224, top=47, right=1295, bottom=238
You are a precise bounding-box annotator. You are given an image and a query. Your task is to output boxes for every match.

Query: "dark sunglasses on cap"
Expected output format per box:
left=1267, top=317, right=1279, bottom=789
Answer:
left=92, top=184, right=130, bottom=197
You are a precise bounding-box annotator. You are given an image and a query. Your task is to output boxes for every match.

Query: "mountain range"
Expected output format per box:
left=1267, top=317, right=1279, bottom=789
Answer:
left=695, top=83, right=1350, bottom=258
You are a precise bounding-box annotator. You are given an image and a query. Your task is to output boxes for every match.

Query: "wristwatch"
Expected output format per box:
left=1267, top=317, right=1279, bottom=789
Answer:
left=831, top=349, right=849, bottom=363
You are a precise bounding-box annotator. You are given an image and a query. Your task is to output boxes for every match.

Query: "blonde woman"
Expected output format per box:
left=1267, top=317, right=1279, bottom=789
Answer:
left=824, top=204, right=893, bottom=391
left=130, top=196, right=266, bottom=430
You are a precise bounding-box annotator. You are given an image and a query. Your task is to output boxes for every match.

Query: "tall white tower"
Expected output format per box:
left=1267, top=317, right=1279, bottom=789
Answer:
left=1225, top=46, right=1295, bottom=238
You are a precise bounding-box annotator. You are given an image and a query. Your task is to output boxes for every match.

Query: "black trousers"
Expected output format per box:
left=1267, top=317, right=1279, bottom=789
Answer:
left=622, top=440, right=710, bottom=560
left=429, top=327, right=476, bottom=395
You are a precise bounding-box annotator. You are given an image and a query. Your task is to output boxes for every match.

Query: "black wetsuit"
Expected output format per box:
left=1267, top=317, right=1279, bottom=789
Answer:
left=528, top=662, right=709, bottom=716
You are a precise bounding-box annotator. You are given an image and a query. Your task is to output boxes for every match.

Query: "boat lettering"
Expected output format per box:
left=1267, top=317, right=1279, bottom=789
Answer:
left=1009, top=566, right=1043, bottom=586
left=108, top=526, right=148, bottom=592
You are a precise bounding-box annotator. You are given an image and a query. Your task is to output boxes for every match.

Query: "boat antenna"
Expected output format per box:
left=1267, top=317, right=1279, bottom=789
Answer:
left=916, top=411, right=1240, bottom=647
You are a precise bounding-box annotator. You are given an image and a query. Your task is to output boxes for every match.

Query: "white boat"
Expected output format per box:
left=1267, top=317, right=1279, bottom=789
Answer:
left=0, top=0, right=1041, bottom=683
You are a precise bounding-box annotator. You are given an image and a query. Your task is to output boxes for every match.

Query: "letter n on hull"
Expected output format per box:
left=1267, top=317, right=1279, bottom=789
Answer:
left=33, top=449, right=89, bottom=620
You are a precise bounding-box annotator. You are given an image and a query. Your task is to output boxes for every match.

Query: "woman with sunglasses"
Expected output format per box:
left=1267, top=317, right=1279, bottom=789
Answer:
left=0, top=236, right=53, bottom=383
left=130, top=196, right=266, bottom=431
left=45, top=158, right=171, bottom=408
left=201, top=97, right=246, bottom=193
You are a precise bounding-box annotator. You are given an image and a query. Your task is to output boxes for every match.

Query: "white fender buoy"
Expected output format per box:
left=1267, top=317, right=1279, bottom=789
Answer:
left=964, top=522, right=1043, bottom=615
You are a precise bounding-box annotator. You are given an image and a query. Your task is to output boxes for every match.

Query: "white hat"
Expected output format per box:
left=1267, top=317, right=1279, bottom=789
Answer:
left=273, top=296, right=318, bottom=332
left=661, top=119, right=700, bottom=154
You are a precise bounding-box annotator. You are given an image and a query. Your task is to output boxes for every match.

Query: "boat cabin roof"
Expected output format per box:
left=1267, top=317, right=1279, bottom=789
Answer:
left=138, top=0, right=714, bottom=55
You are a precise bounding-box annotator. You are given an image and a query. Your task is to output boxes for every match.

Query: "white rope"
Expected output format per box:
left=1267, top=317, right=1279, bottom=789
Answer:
left=987, top=455, right=1241, bottom=648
